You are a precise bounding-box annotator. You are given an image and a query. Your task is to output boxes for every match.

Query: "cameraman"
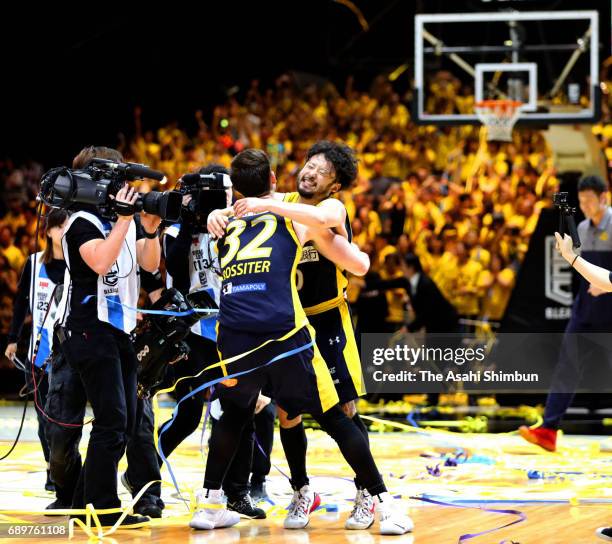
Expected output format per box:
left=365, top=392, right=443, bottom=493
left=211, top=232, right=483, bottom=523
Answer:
left=160, top=164, right=228, bottom=458
left=45, top=267, right=165, bottom=518
left=57, top=146, right=160, bottom=527
left=161, top=164, right=265, bottom=519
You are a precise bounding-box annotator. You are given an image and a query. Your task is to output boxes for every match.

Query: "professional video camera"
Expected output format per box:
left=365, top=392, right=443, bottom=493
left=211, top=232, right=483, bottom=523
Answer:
left=132, top=288, right=217, bottom=398
left=176, top=172, right=232, bottom=230
left=553, top=191, right=581, bottom=248
left=39, top=158, right=182, bottom=221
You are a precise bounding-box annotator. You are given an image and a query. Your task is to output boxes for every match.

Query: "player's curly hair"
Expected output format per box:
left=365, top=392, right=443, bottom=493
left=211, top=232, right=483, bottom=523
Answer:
left=306, top=141, right=358, bottom=190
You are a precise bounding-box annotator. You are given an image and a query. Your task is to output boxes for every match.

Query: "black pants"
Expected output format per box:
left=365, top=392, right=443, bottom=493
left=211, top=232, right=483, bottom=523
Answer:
left=125, top=398, right=162, bottom=501
left=543, top=331, right=610, bottom=429
left=47, top=343, right=163, bottom=505
left=20, top=357, right=51, bottom=466
left=158, top=334, right=220, bottom=459
left=45, top=350, right=87, bottom=503
left=251, top=402, right=275, bottom=486
left=33, top=370, right=51, bottom=465
left=62, top=326, right=138, bottom=510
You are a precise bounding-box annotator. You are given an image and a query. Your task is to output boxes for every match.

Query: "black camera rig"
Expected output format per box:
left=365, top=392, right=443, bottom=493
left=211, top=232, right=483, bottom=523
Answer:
left=132, top=288, right=217, bottom=398
left=39, top=158, right=182, bottom=221
left=176, top=172, right=231, bottom=230
left=553, top=192, right=581, bottom=248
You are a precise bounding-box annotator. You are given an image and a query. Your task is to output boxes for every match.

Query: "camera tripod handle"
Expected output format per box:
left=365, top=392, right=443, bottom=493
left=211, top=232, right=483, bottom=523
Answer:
left=565, top=214, right=581, bottom=249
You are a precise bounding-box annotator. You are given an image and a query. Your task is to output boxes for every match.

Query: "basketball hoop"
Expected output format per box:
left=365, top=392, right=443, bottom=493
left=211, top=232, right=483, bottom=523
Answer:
left=474, top=99, right=522, bottom=142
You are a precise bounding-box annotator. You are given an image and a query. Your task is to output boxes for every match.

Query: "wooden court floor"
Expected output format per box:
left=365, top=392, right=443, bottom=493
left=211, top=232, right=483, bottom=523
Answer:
left=0, top=410, right=611, bottom=544
left=4, top=503, right=612, bottom=544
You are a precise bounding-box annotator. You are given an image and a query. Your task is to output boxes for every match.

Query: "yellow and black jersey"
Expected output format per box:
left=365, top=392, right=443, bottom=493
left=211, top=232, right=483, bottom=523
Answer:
left=283, top=192, right=352, bottom=315
left=217, top=211, right=307, bottom=333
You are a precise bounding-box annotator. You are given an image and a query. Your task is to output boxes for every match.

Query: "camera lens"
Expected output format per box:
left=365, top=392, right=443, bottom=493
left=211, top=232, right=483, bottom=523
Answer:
left=138, top=191, right=182, bottom=221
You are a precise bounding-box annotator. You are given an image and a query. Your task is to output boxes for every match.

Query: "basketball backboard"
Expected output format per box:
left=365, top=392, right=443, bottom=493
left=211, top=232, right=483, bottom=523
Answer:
left=414, top=10, right=601, bottom=125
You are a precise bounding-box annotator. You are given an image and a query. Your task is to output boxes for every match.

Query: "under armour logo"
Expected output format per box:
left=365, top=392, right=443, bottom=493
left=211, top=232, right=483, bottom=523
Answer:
left=328, top=336, right=341, bottom=345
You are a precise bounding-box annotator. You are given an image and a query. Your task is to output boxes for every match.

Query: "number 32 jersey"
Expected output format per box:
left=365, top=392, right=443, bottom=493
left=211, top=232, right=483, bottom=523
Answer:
left=217, top=212, right=308, bottom=334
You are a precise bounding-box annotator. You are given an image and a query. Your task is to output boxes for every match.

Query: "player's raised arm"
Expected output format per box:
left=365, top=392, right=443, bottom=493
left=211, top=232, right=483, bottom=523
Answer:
left=207, top=206, right=234, bottom=238
left=234, top=196, right=346, bottom=230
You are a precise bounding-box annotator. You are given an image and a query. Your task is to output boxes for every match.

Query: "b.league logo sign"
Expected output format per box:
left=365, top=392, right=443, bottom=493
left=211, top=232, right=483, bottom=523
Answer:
left=544, top=235, right=573, bottom=318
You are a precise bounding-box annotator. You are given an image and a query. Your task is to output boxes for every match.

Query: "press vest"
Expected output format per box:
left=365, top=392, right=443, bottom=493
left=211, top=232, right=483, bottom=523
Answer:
left=58, top=211, right=139, bottom=334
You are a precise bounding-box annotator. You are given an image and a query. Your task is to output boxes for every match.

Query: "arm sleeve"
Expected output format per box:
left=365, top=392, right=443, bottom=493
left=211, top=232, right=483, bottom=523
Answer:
left=7, top=258, right=32, bottom=343
left=365, top=276, right=411, bottom=292
left=66, top=218, right=105, bottom=249
left=406, top=282, right=432, bottom=332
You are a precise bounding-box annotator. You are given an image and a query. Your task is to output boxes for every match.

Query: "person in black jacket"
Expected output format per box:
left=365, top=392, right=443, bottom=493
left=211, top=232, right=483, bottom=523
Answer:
left=403, top=254, right=459, bottom=334
left=356, top=253, right=458, bottom=334
left=358, top=254, right=459, bottom=406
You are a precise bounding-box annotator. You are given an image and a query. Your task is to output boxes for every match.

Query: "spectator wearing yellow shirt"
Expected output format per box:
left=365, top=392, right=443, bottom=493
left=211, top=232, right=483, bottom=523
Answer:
left=357, top=204, right=382, bottom=243
left=430, top=234, right=459, bottom=297
left=2, top=199, right=28, bottom=234
left=464, top=230, right=491, bottom=268
left=0, top=253, right=19, bottom=343
left=478, top=255, right=515, bottom=321
left=379, top=252, right=409, bottom=332
left=351, top=218, right=370, bottom=250
left=0, top=226, right=25, bottom=272
left=450, top=243, right=483, bottom=319
left=417, top=235, right=445, bottom=276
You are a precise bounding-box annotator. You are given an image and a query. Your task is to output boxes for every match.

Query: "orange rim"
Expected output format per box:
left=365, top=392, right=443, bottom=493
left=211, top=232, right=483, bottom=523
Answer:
left=475, top=99, right=522, bottom=112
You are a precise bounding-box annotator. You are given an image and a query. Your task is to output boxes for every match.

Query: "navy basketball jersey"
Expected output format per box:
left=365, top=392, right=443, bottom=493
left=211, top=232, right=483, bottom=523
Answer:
left=284, top=192, right=352, bottom=314
left=218, top=211, right=307, bottom=333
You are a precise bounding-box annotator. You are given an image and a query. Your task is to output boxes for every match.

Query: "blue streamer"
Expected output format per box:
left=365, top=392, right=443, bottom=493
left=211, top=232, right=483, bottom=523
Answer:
left=420, top=494, right=612, bottom=505
left=81, top=295, right=218, bottom=317
left=406, top=411, right=419, bottom=428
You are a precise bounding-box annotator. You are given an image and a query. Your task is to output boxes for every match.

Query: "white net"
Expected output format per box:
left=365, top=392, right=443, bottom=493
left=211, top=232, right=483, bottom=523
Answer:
left=474, top=100, right=522, bottom=142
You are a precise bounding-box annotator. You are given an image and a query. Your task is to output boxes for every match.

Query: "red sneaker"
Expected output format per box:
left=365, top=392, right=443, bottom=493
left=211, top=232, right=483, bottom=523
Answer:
left=519, top=426, right=557, bottom=452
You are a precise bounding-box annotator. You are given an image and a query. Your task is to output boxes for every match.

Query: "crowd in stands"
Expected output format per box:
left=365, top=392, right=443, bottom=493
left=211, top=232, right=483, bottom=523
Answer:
left=2, top=68, right=612, bottom=360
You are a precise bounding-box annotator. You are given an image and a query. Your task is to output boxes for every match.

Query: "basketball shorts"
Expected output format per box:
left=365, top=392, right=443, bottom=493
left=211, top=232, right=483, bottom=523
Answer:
left=215, top=324, right=338, bottom=419
left=307, top=301, right=366, bottom=404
